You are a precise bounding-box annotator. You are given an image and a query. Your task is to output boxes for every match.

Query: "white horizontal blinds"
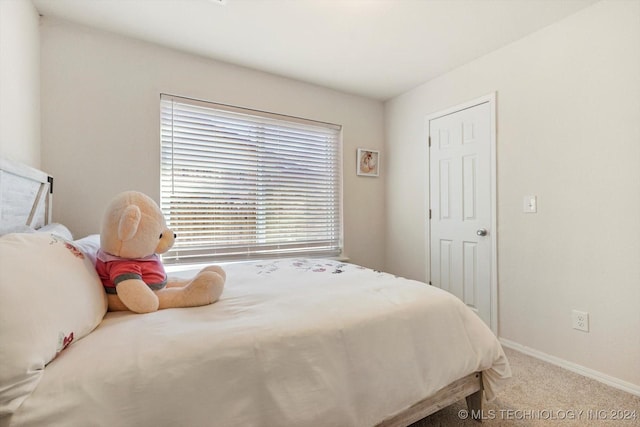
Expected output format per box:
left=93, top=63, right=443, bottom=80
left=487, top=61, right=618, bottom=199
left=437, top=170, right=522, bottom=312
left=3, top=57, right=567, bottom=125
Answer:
left=160, top=94, right=342, bottom=263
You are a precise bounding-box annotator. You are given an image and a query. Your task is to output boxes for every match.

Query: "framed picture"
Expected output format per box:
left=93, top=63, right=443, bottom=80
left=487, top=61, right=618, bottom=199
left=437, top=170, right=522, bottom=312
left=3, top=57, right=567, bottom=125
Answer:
left=356, top=149, right=380, bottom=177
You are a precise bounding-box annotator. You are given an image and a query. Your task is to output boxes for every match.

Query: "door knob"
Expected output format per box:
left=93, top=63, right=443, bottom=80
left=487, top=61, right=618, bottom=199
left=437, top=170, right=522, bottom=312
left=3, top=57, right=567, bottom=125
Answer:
left=476, top=228, right=488, bottom=236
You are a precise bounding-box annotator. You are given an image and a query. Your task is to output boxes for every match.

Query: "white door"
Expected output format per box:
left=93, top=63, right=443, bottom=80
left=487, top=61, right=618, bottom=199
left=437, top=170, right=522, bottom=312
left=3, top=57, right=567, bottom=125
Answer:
left=428, top=98, right=495, bottom=331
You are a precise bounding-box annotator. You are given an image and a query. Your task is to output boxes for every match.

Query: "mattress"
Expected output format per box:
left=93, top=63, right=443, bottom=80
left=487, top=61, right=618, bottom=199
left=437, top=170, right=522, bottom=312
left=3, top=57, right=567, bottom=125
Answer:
left=5, top=258, right=511, bottom=427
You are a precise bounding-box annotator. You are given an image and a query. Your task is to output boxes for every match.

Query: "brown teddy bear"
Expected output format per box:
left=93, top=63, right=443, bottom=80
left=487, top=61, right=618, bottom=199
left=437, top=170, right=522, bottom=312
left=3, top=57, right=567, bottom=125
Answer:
left=96, top=191, right=225, bottom=313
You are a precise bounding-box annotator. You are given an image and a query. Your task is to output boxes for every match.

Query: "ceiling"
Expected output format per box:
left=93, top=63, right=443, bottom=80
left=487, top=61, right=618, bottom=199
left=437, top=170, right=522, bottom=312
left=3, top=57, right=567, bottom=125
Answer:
left=32, top=0, right=598, bottom=101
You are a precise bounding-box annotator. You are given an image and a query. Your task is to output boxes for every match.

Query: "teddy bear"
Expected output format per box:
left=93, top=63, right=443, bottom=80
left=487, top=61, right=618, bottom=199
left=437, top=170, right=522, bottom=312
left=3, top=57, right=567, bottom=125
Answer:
left=96, top=191, right=225, bottom=314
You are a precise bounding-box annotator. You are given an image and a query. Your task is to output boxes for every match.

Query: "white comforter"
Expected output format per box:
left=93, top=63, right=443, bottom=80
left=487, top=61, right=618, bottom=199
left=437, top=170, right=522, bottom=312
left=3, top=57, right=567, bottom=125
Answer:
left=7, top=259, right=511, bottom=427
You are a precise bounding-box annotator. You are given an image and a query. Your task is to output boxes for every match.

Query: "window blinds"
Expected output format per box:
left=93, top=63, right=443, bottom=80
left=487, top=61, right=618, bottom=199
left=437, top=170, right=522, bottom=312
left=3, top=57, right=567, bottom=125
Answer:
left=160, top=94, right=343, bottom=264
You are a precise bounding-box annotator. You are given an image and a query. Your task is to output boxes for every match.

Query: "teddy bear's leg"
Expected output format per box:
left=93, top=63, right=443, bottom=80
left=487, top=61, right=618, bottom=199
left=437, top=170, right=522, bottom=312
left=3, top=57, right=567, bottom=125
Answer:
left=165, top=278, right=189, bottom=288
left=157, top=270, right=225, bottom=309
left=116, top=279, right=160, bottom=313
left=165, top=265, right=226, bottom=288
left=200, top=265, right=226, bottom=282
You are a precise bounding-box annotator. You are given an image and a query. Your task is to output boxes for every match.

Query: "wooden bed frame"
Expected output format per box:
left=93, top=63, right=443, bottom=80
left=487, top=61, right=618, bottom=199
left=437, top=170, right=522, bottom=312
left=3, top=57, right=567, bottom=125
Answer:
left=0, top=156, right=483, bottom=426
left=378, top=372, right=483, bottom=426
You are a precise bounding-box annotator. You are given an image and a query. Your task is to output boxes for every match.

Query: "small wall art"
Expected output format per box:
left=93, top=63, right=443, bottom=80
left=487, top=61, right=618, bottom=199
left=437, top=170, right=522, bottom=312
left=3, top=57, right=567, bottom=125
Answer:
left=356, top=148, right=380, bottom=177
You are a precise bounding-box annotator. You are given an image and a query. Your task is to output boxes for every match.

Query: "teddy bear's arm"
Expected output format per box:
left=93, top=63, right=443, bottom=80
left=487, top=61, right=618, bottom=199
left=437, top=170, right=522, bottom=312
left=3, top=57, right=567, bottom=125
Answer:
left=116, top=278, right=160, bottom=313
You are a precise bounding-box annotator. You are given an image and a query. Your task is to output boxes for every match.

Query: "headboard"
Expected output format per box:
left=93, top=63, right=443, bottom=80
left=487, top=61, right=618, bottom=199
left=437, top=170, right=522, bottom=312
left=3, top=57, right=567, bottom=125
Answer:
left=0, top=157, right=53, bottom=232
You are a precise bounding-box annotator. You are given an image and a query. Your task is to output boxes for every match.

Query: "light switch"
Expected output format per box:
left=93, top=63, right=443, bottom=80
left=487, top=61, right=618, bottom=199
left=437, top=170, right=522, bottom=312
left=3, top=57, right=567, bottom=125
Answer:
left=523, top=195, right=537, bottom=213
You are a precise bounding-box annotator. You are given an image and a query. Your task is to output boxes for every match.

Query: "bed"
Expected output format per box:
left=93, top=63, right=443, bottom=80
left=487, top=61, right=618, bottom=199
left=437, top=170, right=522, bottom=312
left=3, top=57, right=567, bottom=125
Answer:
left=0, top=157, right=511, bottom=427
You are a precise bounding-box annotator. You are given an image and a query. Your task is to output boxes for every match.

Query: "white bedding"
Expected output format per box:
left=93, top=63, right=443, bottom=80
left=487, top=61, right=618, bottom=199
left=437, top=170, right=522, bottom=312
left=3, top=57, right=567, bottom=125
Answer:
left=6, top=258, right=511, bottom=427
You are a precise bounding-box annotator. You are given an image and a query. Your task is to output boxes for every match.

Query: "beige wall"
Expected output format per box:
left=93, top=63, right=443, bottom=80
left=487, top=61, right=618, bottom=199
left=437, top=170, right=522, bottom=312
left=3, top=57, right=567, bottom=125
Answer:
left=385, top=0, right=640, bottom=389
left=0, top=0, right=40, bottom=168
left=40, top=18, right=385, bottom=270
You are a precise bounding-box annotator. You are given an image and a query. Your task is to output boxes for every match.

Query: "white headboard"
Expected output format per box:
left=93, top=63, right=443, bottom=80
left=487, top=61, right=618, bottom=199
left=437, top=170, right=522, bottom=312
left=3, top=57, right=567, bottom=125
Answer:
left=0, top=157, right=53, bottom=232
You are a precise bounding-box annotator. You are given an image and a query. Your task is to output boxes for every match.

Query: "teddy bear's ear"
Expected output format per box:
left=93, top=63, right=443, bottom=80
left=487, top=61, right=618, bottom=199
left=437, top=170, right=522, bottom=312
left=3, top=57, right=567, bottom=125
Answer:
left=118, top=205, right=141, bottom=241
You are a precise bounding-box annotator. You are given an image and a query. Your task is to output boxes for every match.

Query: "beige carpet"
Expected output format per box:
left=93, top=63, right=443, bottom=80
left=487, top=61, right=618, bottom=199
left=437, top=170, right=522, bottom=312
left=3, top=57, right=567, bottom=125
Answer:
left=411, top=347, right=640, bottom=426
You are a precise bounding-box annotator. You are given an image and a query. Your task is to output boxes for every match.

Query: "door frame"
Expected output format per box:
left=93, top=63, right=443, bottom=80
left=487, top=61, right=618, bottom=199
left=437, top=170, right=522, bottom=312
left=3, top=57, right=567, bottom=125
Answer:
left=425, top=92, right=498, bottom=334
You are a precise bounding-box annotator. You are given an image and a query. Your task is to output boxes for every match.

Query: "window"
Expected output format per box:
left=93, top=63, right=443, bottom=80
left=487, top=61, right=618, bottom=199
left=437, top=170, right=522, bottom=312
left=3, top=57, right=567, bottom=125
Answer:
left=160, top=94, right=342, bottom=264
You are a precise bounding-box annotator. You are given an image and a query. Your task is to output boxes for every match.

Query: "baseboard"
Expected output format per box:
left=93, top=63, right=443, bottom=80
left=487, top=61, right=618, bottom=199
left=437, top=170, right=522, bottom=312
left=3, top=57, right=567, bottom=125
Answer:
left=499, top=338, right=640, bottom=397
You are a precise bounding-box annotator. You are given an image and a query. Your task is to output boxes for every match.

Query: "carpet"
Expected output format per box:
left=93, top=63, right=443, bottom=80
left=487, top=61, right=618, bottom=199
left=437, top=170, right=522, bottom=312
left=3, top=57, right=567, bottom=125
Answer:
left=411, top=347, right=640, bottom=426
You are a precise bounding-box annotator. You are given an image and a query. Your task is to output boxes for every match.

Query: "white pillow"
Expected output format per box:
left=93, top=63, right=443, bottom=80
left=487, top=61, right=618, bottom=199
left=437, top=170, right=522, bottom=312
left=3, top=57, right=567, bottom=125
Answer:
left=0, top=225, right=34, bottom=237
left=0, top=232, right=108, bottom=415
left=0, top=222, right=72, bottom=239
left=36, top=223, right=73, bottom=241
left=73, top=234, right=101, bottom=266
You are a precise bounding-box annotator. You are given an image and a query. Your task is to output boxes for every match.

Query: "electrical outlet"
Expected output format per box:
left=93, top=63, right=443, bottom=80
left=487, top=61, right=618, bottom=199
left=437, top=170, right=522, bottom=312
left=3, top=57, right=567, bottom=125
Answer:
left=572, top=310, right=589, bottom=332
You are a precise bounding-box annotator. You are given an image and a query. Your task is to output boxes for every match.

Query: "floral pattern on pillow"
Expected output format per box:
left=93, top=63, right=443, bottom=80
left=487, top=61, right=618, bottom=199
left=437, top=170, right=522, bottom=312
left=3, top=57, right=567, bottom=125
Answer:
left=49, top=235, right=85, bottom=259
left=55, top=331, right=75, bottom=357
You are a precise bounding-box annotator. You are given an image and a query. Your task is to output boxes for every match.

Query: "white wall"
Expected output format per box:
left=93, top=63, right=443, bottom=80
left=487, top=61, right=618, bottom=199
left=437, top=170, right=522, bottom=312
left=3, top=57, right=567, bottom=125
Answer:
left=40, top=18, right=385, bottom=269
left=385, top=0, right=640, bottom=389
left=0, top=0, right=40, bottom=168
